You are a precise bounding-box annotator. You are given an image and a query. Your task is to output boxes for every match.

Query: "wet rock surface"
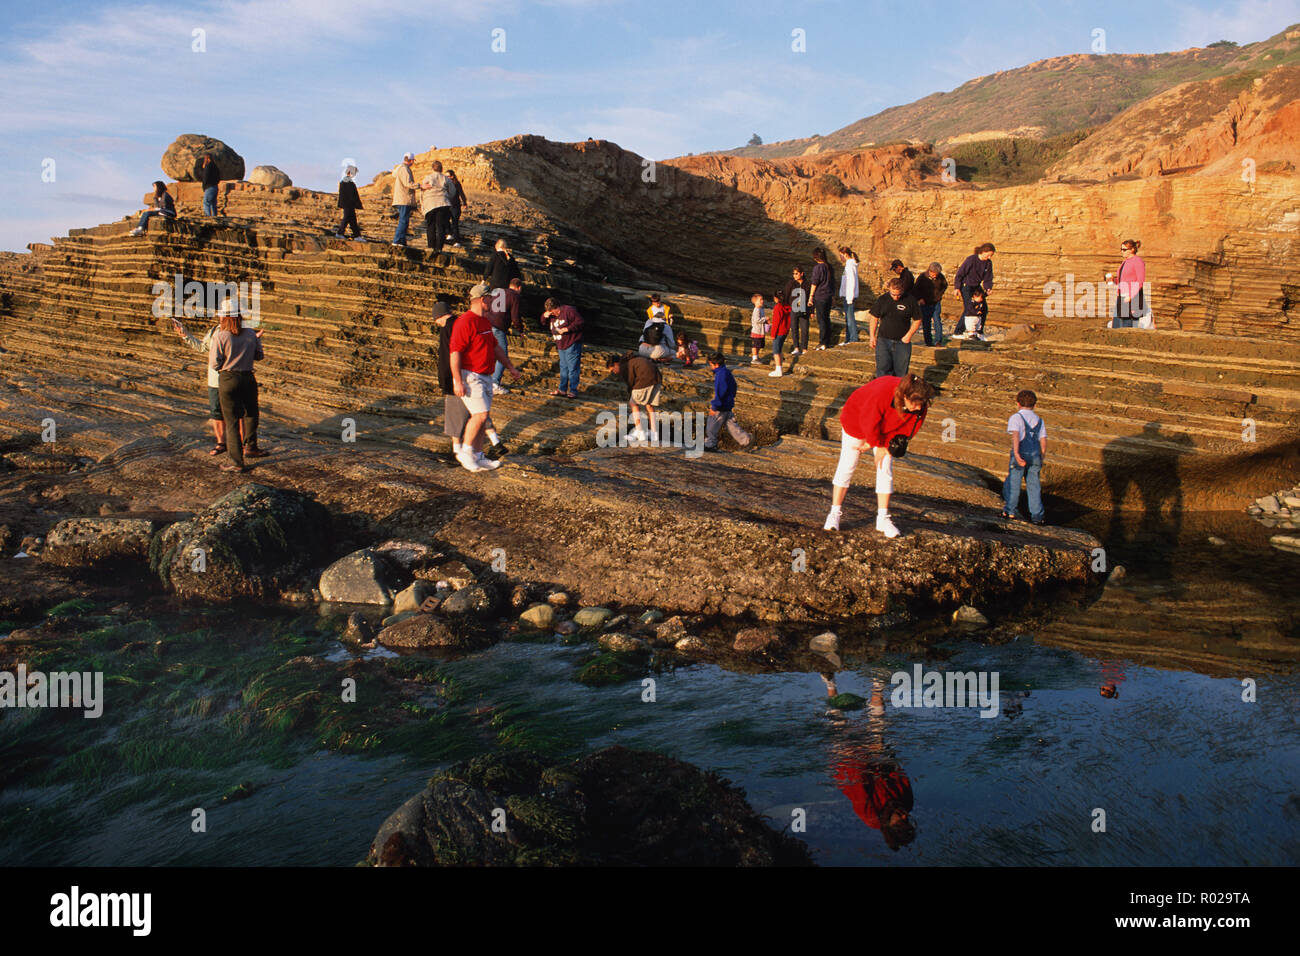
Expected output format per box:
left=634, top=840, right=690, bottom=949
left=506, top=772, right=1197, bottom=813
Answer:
left=368, top=747, right=813, bottom=866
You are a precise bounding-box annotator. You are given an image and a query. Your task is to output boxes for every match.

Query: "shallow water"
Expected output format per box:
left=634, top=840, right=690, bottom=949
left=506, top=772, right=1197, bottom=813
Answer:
left=3, top=510, right=1298, bottom=866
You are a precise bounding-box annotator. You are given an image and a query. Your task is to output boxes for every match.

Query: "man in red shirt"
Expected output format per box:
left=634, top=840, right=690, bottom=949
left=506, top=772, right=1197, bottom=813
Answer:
left=824, top=373, right=935, bottom=536
left=449, top=282, right=520, bottom=472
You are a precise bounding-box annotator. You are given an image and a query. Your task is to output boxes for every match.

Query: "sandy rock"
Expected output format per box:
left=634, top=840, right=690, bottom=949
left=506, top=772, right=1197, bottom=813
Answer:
left=674, top=635, right=709, bottom=656
left=809, top=631, right=839, bottom=655
left=656, top=616, right=689, bottom=644
left=547, top=591, right=570, bottom=606
left=734, top=626, right=782, bottom=652
left=440, top=583, right=496, bottom=618
left=40, top=516, right=157, bottom=568
left=573, top=607, right=613, bottom=629
left=520, top=603, right=555, bottom=630
left=319, top=548, right=395, bottom=605
left=393, top=580, right=435, bottom=615
left=161, top=134, right=244, bottom=182
left=248, top=165, right=292, bottom=188
left=953, top=605, right=989, bottom=625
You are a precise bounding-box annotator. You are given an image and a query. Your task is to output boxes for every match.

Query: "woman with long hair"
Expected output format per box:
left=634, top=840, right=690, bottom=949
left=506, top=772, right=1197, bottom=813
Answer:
left=129, top=181, right=176, bottom=236
left=209, top=301, right=264, bottom=472
left=824, top=372, right=936, bottom=537
left=953, top=242, right=995, bottom=339
left=810, top=247, right=836, bottom=350
left=837, top=246, right=860, bottom=344
left=1110, top=239, right=1148, bottom=328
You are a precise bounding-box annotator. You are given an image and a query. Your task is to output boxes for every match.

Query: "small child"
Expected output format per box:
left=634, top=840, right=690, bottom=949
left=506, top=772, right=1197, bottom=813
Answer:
left=1002, top=389, right=1046, bottom=524
left=749, top=293, right=766, bottom=364
left=676, top=335, right=699, bottom=367
left=704, top=352, right=752, bottom=452
left=958, top=289, right=988, bottom=341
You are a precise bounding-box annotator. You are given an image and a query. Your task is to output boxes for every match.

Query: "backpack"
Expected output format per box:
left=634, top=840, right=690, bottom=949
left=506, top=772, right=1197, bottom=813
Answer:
left=643, top=322, right=664, bottom=346
left=1016, top=411, right=1043, bottom=460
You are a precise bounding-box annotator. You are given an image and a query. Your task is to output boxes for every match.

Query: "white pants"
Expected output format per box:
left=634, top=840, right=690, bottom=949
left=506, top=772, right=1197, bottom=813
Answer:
left=832, top=430, right=892, bottom=493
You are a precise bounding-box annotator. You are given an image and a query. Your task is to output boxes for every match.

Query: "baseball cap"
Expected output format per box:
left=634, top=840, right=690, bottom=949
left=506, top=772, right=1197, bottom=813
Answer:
left=403, top=152, right=415, bottom=162
left=469, top=282, right=491, bottom=300
left=431, top=300, right=452, bottom=319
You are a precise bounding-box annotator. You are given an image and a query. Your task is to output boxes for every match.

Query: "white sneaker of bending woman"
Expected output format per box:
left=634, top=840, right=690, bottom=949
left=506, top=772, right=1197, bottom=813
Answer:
left=823, top=508, right=841, bottom=531
left=876, top=512, right=900, bottom=538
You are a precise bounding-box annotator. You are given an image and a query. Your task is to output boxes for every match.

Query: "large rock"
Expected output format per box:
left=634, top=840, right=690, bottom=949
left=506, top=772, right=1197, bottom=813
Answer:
left=318, top=549, right=395, bottom=605
left=375, top=614, right=488, bottom=650
left=160, top=134, right=244, bottom=182
left=248, top=165, right=292, bottom=188
left=440, top=583, right=496, bottom=618
left=734, top=626, right=782, bottom=652
left=149, top=483, right=331, bottom=601
left=368, top=747, right=812, bottom=867
left=41, top=517, right=157, bottom=568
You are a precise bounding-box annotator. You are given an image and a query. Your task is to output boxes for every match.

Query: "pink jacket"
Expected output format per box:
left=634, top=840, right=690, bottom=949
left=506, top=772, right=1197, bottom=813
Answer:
left=1116, top=255, right=1146, bottom=302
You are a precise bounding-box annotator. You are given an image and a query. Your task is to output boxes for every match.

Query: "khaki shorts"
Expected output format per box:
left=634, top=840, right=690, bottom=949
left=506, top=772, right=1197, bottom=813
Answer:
left=459, top=370, right=493, bottom=415
left=630, top=384, right=661, bottom=407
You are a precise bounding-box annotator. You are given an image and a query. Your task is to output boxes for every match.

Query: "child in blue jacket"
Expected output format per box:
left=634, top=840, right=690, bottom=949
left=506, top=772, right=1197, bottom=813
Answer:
left=704, top=352, right=751, bottom=452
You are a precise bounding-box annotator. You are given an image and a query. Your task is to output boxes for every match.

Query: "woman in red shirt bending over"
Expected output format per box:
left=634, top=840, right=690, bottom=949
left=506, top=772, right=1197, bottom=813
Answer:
left=824, top=373, right=936, bottom=536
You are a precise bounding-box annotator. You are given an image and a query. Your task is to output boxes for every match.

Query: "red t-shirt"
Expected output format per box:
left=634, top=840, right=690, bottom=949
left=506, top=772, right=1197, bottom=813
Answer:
left=448, top=309, right=497, bottom=375
left=839, top=375, right=927, bottom=447
left=833, top=759, right=913, bottom=831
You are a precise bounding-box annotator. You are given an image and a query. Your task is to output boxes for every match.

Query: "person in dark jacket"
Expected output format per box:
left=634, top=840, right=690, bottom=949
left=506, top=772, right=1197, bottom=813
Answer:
left=130, top=181, right=176, bottom=235
left=209, top=301, right=265, bottom=472
left=201, top=155, right=221, bottom=216
left=607, top=351, right=663, bottom=443
left=954, top=243, right=995, bottom=336
left=335, top=165, right=363, bottom=239
left=913, top=261, right=948, bottom=346
left=484, top=239, right=522, bottom=290
left=704, top=352, right=751, bottom=452
left=445, top=170, right=468, bottom=245
left=542, top=298, right=584, bottom=398
left=487, top=278, right=523, bottom=392
left=810, top=247, right=836, bottom=350
left=783, top=266, right=812, bottom=355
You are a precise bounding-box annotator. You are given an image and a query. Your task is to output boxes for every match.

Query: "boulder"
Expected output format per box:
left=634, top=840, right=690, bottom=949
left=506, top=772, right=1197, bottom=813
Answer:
left=149, top=483, right=331, bottom=601
left=656, top=616, right=689, bottom=644
left=520, top=603, right=555, bottom=630
left=573, top=607, right=613, bottom=629
left=319, top=549, right=395, bottom=605
left=440, top=583, right=496, bottom=618
left=248, top=165, right=292, bottom=188
left=809, top=631, right=839, bottom=655
left=374, top=540, right=435, bottom=574
left=376, top=614, right=487, bottom=650
left=368, top=747, right=813, bottom=867
left=953, top=605, right=989, bottom=625
left=598, top=632, right=645, bottom=653
left=160, top=134, right=244, bottom=182
left=734, top=626, right=782, bottom=652
left=674, top=635, right=709, bottom=656
left=40, top=517, right=157, bottom=568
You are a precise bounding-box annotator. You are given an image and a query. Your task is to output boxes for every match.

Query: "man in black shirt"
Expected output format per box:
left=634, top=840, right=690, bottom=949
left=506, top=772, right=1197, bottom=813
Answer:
left=201, top=155, right=221, bottom=216
left=869, top=277, right=922, bottom=377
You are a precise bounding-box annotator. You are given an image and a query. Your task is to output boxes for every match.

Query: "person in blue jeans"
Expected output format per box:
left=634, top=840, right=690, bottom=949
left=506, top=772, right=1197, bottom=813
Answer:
left=129, top=181, right=176, bottom=235
left=542, top=297, right=585, bottom=398
left=868, top=277, right=922, bottom=377
left=200, top=154, right=220, bottom=216
left=1002, top=389, right=1047, bottom=524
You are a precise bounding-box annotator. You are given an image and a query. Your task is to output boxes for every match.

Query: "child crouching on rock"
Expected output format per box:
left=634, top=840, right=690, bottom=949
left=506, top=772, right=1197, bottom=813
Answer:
left=704, top=352, right=751, bottom=452
left=824, top=373, right=935, bottom=536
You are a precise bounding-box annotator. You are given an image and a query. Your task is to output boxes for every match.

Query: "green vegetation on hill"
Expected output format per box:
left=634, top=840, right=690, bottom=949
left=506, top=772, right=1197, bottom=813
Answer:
left=942, top=129, right=1093, bottom=186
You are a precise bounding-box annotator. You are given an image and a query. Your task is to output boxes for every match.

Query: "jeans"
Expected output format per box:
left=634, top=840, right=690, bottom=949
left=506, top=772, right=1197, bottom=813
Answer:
left=920, top=303, right=940, bottom=346
left=203, top=186, right=217, bottom=216
left=137, top=209, right=174, bottom=230
left=814, top=297, right=832, bottom=347
left=874, top=337, right=912, bottom=377
left=705, top=409, right=750, bottom=449
left=771, top=333, right=786, bottom=357
left=843, top=300, right=859, bottom=342
left=792, top=312, right=809, bottom=351
left=558, top=343, right=582, bottom=393
left=423, top=207, right=449, bottom=251
left=492, top=327, right=509, bottom=384
left=933, top=303, right=944, bottom=343
left=393, top=205, right=413, bottom=244
left=1003, top=453, right=1043, bottom=520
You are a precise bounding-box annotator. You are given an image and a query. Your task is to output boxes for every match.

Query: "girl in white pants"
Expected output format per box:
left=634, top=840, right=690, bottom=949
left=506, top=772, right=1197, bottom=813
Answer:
left=825, top=433, right=899, bottom=536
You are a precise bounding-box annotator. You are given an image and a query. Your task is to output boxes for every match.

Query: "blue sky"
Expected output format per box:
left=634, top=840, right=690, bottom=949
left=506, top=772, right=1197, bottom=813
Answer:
left=2, top=0, right=1298, bottom=251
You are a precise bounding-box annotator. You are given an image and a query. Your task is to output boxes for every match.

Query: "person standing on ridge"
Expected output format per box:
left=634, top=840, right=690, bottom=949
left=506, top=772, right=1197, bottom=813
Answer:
left=784, top=266, right=811, bottom=356
left=838, top=246, right=860, bottom=344
left=1110, top=239, right=1148, bottom=328
left=810, top=247, right=836, bottom=350
left=209, top=301, right=266, bottom=473
left=445, top=170, right=468, bottom=248
left=868, top=277, right=922, bottom=377
left=200, top=154, right=221, bottom=217
left=336, top=165, right=363, bottom=240
left=542, top=298, right=585, bottom=398
left=954, top=243, right=995, bottom=337
left=484, top=238, right=522, bottom=290
left=914, top=261, right=948, bottom=346
left=391, top=152, right=417, bottom=247
left=418, top=161, right=452, bottom=252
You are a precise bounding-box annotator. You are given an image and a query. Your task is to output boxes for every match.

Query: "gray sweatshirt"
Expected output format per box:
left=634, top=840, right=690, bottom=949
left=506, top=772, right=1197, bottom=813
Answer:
left=210, top=328, right=263, bottom=372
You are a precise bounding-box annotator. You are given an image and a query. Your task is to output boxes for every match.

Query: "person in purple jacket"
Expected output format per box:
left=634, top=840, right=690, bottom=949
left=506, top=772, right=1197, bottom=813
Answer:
left=704, top=352, right=751, bottom=453
left=542, top=297, right=585, bottom=398
left=954, top=243, right=995, bottom=336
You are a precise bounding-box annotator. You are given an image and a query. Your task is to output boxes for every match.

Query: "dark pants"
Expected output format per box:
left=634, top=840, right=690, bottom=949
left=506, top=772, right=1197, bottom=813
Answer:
left=218, top=371, right=259, bottom=468
left=920, top=303, right=939, bottom=346
left=424, top=207, right=450, bottom=250
left=792, top=312, right=809, bottom=351
left=814, top=298, right=832, bottom=347
left=448, top=207, right=463, bottom=243
left=338, top=208, right=360, bottom=237
left=874, top=337, right=912, bottom=378
left=958, top=285, right=984, bottom=334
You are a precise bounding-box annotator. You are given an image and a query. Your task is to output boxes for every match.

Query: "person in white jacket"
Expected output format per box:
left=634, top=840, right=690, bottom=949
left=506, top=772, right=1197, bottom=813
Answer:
left=391, top=152, right=417, bottom=246
left=838, top=246, right=860, bottom=344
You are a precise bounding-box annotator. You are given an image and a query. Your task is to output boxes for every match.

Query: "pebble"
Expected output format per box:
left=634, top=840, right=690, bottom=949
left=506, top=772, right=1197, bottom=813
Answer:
left=555, top=620, right=578, bottom=636
left=520, top=603, right=555, bottom=629
left=604, top=614, right=628, bottom=630
left=1207, top=535, right=1226, bottom=546
left=547, top=591, right=569, bottom=607
left=639, top=609, right=664, bottom=624
left=573, top=607, right=613, bottom=629
left=656, top=616, right=689, bottom=644
left=674, top=635, right=708, bottom=655
left=734, top=626, right=782, bottom=652
left=598, top=632, right=645, bottom=653
left=952, top=605, right=989, bottom=625
left=1270, top=534, right=1300, bottom=555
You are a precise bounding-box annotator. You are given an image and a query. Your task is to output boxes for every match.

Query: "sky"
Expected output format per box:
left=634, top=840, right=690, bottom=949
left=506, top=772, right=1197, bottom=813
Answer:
left=1, top=0, right=1298, bottom=252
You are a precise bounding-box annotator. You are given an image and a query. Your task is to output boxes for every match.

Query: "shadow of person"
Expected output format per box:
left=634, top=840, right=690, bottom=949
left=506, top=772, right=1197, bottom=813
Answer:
left=825, top=676, right=917, bottom=851
left=1101, top=421, right=1193, bottom=585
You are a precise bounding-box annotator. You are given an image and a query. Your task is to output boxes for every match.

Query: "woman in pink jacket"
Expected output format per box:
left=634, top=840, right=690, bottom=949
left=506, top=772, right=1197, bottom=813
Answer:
left=1110, top=239, right=1148, bottom=328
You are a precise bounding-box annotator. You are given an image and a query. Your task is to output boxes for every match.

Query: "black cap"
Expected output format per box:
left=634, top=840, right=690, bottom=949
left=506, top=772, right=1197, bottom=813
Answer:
left=431, top=300, right=451, bottom=319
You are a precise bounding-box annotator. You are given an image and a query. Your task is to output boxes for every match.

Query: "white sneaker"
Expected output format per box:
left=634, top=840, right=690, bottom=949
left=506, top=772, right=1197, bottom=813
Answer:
left=630, top=428, right=648, bottom=444
left=750, top=356, right=759, bottom=364
left=456, top=448, right=486, bottom=472
left=129, top=227, right=143, bottom=236
left=491, top=383, right=507, bottom=395
left=816, top=345, right=826, bottom=351
left=876, top=514, right=901, bottom=538
left=768, top=368, right=783, bottom=377
left=475, top=451, right=501, bottom=470
left=791, top=348, right=802, bottom=356
left=823, top=511, right=841, bottom=531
